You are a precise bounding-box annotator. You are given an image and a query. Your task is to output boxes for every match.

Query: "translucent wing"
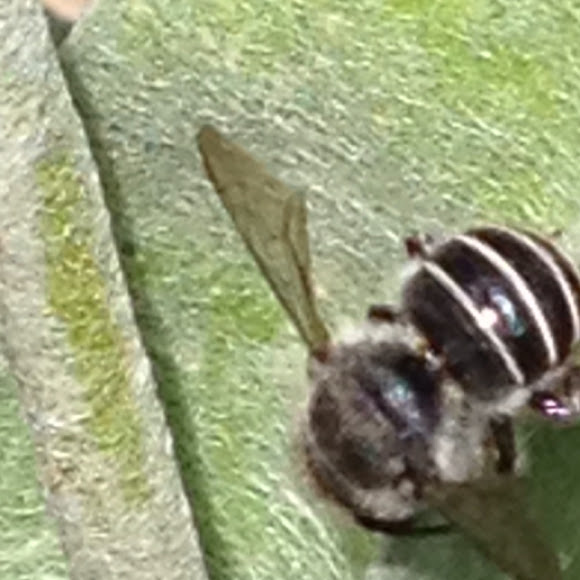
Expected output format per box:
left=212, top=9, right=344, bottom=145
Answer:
left=426, top=476, right=562, bottom=580
left=197, top=125, right=330, bottom=352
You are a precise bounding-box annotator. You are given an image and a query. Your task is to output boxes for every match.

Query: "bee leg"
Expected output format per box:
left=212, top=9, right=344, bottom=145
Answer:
left=367, top=304, right=403, bottom=323
left=355, top=514, right=452, bottom=537
left=489, top=415, right=516, bottom=474
left=404, top=233, right=436, bottom=259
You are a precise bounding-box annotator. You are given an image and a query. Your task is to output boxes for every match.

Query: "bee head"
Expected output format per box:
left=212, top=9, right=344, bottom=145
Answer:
left=301, top=328, right=442, bottom=524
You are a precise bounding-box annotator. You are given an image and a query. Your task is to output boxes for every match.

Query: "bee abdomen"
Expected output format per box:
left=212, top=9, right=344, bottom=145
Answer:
left=403, top=226, right=580, bottom=400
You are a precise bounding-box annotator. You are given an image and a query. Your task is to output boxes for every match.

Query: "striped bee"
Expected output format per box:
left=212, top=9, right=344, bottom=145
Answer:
left=401, top=228, right=580, bottom=426
left=197, top=125, right=563, bottom=580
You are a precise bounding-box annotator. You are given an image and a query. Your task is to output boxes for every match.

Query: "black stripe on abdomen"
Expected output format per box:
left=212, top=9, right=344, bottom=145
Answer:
left=403, top=266, right=519, bottom=401
left=527, top=232, right=580, bottom=345
left=432, top=239, right=548, bottom=383
left=469, top=227, right=572, bottom=363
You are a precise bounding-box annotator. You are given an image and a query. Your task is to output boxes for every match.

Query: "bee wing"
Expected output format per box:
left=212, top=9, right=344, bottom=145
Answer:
left=425, top=476, right=562, bottom=580
left=197, top=125, right=331, bottom=352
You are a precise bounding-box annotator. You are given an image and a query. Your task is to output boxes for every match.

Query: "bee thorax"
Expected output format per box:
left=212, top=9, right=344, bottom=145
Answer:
left=431, top=382, right=489, bottom=483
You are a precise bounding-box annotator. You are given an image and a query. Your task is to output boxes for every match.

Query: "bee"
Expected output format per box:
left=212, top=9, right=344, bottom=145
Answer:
left=197, top=125, right=562, bottom=580
left=368, top=228, right=580, bottom=472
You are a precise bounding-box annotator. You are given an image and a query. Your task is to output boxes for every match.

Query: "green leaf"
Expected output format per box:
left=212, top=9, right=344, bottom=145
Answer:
left=52, top=1, right=580, bottom=578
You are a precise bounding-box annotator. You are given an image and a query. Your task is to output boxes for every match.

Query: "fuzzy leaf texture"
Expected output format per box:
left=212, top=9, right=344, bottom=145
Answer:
left=6, top=1, right=580, bottom=579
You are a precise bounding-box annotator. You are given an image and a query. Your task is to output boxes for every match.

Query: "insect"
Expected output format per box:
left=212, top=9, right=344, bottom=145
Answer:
left=368, top=228, right=580, bottom=472
left=403, top=229, right=580, bottom=415
left=197, top=125, right=562, bottom=580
